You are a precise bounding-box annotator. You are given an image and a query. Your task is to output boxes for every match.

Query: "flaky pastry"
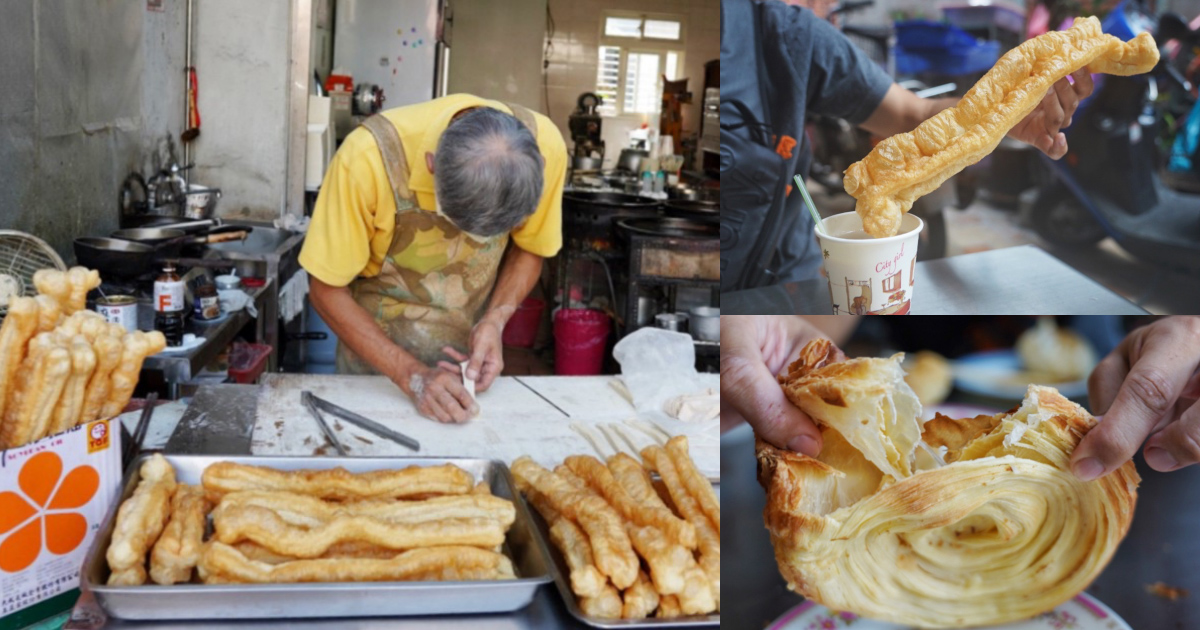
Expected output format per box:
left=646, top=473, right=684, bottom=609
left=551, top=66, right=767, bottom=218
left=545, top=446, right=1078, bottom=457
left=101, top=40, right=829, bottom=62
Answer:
left=1017, top=317, right=1097, bottom=381
left=758, top=341, right=1139, bottom=627
left=844, top=17, right=1158, bottom=237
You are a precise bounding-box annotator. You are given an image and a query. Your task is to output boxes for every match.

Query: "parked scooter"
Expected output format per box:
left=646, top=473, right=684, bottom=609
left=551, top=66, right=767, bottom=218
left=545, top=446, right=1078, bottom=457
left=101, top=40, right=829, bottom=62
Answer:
left=1030, top=0, right=1200, bottom=274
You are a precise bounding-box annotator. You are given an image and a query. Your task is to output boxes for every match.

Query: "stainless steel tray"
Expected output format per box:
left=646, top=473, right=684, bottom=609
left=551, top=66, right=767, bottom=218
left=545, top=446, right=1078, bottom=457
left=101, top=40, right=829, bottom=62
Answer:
left=82, top=455, right=552, bottom=620
left=525, top=483, right=720, bottom=628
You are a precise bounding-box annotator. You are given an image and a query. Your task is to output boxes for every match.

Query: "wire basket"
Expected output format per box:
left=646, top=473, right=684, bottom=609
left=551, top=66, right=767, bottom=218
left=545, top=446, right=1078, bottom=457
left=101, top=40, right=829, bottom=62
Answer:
left=0, top=230, right=67, bottom=323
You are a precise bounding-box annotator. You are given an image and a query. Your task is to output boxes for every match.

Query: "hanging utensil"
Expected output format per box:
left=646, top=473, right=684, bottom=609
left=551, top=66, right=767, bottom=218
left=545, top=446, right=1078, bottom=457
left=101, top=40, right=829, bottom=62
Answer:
left=182, top=66, right=201, bottom=142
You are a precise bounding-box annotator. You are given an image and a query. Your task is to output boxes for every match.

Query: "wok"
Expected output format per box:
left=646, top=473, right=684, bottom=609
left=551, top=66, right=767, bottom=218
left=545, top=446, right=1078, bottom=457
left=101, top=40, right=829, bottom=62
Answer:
left=663, top=200, right=718, bottom=220
left=76, top=229, right=251, bottom=279
left=615, top=217, right=719, bottom=240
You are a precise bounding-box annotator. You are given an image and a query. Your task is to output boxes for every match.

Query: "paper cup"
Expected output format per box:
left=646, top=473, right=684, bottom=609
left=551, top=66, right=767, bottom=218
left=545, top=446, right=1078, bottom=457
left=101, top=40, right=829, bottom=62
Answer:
left=815, top=212, right=923, bottom=315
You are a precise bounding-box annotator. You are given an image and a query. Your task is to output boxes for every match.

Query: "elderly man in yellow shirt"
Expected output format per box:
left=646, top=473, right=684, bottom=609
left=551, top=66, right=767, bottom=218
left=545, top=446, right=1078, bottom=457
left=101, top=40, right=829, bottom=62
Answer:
left=300, top=94, right=566, bottom=423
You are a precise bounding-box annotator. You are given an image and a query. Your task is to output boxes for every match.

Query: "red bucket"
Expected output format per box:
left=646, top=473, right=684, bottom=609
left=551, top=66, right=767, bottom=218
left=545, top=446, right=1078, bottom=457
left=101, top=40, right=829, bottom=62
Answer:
left=553, top=308, right=610, bottom=375
left=502, top=297, right=545, bottom=348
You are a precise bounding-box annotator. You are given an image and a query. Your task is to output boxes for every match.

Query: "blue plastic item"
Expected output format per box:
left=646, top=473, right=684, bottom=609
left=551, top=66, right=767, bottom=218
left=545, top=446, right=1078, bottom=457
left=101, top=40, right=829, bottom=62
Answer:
left=1168, top=97, right=1200, bottom=174
left=895, top=20, right=977, bottom=51
left=895, top=41, right=1000, bottom=76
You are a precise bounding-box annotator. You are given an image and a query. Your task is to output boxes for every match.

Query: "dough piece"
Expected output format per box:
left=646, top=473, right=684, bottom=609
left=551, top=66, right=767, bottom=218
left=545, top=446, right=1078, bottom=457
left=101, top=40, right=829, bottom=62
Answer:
left=150, top=484, right=209, bottom=584
left=549, top=516, right=607, bottom=598
left=201, top=462, right=475, bottom=500
left=663, top=388, right=719, bottom=422
left=3, top=335, right=71, bottom=447
left=99, top=330, right=167, bottom=419
left=759, top=378, right=1140, bottom=628
left=903, top=350, right=953, bottom=406
left=47, top=335, right=97, bottom=436
left=107, top=454, right=177, bottom=583
left=199, top=541, right=514, bottom=583
left=212, top=504, right=507, bottom=557
left=0, top=297, right=40, bottom=440
left=231, top=540, right=405, bottom=564
left=34, top=294, right=62, bottom=333
left=511, top=457, right=638, bottom=589
left=571, top=422, right=610, bottom=459
left=564, top=455, right=696, bottom=549
left=621, top=570, right=660, bottom=619
left=460, top=360, right=476, bottom=400
left=214, top=491, right=515, bottom=527
left=80, top=333, right=123, bottom=424
left=32, top=269, right=71, bottom=310
left=66, top=267, right=101, bottom=314
left=578, top=583, right=623, bottom=620
left=1017, top=317, right=1097, bottom=381
left=778, top=338, right=923, bottom=480
left=844, top=18, right=1159, bottom=237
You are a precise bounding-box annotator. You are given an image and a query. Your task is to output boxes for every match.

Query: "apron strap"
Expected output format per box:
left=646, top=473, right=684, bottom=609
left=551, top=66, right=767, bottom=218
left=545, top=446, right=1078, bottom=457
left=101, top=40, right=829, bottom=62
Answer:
left=504, top=102, right=539, bottom=141
left=361, top=114, right=413, bottom=205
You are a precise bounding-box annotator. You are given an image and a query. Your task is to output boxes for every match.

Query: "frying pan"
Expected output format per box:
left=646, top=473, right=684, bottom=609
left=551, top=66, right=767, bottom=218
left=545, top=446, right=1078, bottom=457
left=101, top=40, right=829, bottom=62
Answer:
left=75, top=229, right=251, bottom=279
left=111, top=223, right=242, bottom=245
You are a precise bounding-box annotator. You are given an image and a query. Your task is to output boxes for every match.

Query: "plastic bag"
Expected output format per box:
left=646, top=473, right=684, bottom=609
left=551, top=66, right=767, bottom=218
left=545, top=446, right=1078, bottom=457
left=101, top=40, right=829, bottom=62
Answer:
left=612, top=328, right=707, bottom=416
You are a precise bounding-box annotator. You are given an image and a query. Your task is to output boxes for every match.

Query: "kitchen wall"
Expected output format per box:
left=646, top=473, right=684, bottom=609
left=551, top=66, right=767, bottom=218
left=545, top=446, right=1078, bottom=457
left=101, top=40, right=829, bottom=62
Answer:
left=543, top=0, right=719, bottom=162
left=0, top=0, right=186, bottom=261
left=192, top=0, right=293, bottom=222
left=447, top=0, right=548, bottom=112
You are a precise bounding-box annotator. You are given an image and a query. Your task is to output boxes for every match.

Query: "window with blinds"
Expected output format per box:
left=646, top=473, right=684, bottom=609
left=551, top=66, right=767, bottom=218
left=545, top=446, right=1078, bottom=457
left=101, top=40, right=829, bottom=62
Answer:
left=594, top=13, right=684, bottom=117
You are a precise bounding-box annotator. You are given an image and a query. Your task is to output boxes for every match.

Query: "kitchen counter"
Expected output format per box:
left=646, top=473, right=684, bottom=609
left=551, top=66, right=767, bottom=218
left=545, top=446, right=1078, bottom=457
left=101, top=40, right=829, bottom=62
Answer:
left=139, top=282, right=270, bottom=391
left=65, top=376, right=719, bottom=629
left=722, top=245, right=1148, bottom=315
left=721, top=412, right=1200, bottom=630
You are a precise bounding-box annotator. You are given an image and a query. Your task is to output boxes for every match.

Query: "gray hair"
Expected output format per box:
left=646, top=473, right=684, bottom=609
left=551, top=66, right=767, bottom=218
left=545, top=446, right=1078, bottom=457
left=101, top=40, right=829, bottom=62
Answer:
left=435, top=108, right=545, bottom=237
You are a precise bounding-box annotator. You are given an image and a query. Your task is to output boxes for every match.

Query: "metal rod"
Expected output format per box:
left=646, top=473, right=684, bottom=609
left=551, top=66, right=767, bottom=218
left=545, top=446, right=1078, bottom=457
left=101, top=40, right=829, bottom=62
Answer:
left=308, top=393, right=421, bottom=453
left=512, top=377, right=570, bottom=418
left=301, top=391, right=347, bottom=456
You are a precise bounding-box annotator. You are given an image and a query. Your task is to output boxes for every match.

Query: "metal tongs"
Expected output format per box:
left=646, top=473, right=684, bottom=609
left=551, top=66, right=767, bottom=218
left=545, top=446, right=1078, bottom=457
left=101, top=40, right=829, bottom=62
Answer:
left=300, top=391, right=421, bottom=454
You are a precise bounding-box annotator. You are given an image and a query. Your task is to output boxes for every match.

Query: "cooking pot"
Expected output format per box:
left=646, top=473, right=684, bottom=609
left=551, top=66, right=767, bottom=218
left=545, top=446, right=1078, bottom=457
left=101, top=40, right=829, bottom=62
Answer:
left=615, top=217, right=719, bottom=240
left=688, top=306, right=720, bottom=341
left=572, top=156, right=603, bottom=172
left=663, top=200, right=718, bottom=221
left=563, top=192, right=661, bottom=242
left=617, top=149, right=648, bottom=173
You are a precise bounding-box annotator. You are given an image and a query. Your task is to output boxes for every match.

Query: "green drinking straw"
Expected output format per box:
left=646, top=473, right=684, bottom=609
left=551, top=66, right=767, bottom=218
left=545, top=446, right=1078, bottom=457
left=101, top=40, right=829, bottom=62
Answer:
left=793, top=174, right=827, bottom=235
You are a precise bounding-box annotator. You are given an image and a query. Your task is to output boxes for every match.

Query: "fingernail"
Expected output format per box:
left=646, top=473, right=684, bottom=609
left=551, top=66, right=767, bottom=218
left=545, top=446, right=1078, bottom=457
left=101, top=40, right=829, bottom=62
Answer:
left=788, top=435, right=820, bottom=458
left=468, top=369, right=479, bottom=380
left=1073, top=457, right=1104, bottom=481
left=1145, top=447, right=1179, bottom=471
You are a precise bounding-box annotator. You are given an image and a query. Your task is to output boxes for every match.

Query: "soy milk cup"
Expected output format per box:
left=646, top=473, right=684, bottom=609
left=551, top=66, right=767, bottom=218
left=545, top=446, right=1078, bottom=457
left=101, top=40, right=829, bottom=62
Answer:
left=815, top=212, right=923, bottom=315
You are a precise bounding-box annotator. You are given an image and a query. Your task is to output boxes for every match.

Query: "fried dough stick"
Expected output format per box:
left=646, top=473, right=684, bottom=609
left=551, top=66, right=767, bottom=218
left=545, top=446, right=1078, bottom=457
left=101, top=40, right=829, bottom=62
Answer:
left=107, top=454, right=177, bottom=585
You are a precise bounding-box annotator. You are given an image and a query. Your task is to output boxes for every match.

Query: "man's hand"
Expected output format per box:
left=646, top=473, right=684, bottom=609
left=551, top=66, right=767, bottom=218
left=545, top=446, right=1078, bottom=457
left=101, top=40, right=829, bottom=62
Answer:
left=399, top=364, right=479, bottom=424
left=720, top=316, right=846, bottom=457
left=1008, top=68, right=1094, bottom=159
left=1070, top=317, right=1200, bottom=480
left=438, top=310, right=507, bottom=394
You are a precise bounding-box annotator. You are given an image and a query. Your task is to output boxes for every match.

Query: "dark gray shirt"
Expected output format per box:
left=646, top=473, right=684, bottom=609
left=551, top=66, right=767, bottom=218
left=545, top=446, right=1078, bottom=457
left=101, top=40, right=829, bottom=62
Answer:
left=722, top=0, right=892, bottom=284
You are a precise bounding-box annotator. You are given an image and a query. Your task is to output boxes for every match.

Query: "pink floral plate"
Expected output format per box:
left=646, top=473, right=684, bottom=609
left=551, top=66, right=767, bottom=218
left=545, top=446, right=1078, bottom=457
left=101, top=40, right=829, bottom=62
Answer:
left=767, top=594, right=1132, bottom=630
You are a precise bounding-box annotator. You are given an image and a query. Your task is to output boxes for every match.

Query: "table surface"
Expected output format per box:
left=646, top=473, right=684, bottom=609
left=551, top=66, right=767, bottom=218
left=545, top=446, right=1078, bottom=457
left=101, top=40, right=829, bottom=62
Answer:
left=721, top=245, right=1148, bottom=315
left=66, top=379, right=716, bottom=630
left=722, top=400, right=1200, bottom=630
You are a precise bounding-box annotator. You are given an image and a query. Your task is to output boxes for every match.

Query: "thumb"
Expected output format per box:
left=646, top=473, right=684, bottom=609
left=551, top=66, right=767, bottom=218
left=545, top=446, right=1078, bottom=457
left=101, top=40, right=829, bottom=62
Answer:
left=721, top=354, right=822, bottom=457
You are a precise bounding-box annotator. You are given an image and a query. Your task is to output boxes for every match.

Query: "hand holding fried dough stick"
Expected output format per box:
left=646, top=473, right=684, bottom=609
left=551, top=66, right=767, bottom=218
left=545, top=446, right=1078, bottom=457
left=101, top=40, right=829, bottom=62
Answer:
left=107, top=454, right=177, bottom=584
left=47, top=336, right=97, bottom=437
left=202, top=461, right=475, bottom=500
left=150, top=484, right=210, bottom=585
left=512, top=457, right=638, bottom=589
left=212, top=504, right=508, bottom=558
left=844, top=17, right=1159, bottom=237
left=549, top=517, right=606, bottom=598
left=198, top=542, right=515, bottom=583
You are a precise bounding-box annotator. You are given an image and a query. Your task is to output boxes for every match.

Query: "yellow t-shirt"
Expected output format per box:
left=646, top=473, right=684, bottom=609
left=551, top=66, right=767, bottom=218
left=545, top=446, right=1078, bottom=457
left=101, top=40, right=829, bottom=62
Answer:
left=300, top=93, right=567, bottom=287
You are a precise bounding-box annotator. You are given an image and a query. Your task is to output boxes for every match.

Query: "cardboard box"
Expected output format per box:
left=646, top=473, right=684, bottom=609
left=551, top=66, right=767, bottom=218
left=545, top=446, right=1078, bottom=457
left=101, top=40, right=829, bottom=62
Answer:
left=0, top=420, right=122, bottom=629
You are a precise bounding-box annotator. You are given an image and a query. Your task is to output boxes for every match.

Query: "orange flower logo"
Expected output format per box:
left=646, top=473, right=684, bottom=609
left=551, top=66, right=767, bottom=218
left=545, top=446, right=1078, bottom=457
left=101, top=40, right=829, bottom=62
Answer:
left=0, top=451, right=99, bottom=573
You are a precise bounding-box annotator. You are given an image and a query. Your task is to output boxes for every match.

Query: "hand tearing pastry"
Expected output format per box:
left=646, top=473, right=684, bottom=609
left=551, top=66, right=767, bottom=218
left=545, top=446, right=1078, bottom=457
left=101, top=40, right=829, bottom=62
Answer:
left=844, top=17, right=1159, bottom=237
left=758, top=340, right=1139, bottom=627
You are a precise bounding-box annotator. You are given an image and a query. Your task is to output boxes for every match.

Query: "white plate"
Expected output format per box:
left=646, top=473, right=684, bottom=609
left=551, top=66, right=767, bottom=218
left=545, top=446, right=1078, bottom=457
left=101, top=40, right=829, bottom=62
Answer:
left=767, top=594, right=1131, bottom=630
left=953, top=350, right=1088, bottom=401
left=155, top=334, right=205, bottom=354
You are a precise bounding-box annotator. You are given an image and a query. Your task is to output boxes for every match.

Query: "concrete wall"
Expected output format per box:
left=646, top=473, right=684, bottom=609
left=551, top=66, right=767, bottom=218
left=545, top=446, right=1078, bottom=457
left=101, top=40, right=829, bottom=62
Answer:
left=0, top=0, right=186, bottom=262
left=446, top=0, right=548, bottom=112
left=543, top=0, right=719, bottom=160
left=191, top=0, right=293, bottom=222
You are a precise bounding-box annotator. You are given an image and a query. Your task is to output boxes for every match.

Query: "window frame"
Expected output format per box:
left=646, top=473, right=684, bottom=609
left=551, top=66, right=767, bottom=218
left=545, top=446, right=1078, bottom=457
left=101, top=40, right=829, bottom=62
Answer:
left=595, top=11, right=686, bottom=118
